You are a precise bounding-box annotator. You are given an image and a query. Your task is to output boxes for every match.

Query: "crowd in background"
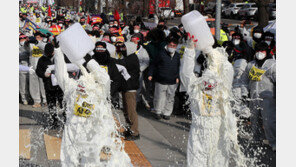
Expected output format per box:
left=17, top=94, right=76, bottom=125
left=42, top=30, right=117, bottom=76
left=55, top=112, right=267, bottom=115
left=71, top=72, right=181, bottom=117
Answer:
left=19, top=3, right=276, bottom=148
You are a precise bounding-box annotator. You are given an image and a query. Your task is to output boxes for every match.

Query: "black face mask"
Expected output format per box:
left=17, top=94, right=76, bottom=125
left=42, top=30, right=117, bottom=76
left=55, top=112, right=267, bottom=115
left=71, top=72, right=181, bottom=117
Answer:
left=93, top=51, right=110, bottom=65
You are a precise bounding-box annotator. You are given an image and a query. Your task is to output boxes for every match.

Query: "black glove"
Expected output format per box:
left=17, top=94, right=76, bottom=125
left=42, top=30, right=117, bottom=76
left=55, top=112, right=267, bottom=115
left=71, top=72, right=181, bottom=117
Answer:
left=28, top=37, right=38, bottom=44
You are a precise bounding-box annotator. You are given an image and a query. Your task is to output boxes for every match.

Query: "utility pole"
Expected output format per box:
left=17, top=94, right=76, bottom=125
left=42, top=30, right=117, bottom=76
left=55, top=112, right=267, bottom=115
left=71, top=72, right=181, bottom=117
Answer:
left=215, top=0, right=221, bottom=40
left=77, top=0, right=80, bottom=13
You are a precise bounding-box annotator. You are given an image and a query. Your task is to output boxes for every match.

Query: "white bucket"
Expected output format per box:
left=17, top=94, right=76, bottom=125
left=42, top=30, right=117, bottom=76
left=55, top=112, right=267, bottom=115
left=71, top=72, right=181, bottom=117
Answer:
left=181, top=10, right=214, bottom=52
left=57, top=23, right=95, bottom=65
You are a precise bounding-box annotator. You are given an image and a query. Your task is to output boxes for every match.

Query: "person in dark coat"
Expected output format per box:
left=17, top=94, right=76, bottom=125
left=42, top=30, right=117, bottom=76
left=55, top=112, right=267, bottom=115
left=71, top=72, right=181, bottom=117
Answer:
left=36, top=43, right=64, bottom=129
left=112, top=42, right=140, bottom=141
left=148, top=37, right=180, bottom=120
left=223, top=32, right=254, bottom=63
left=91, top=41, right=127, bottom=107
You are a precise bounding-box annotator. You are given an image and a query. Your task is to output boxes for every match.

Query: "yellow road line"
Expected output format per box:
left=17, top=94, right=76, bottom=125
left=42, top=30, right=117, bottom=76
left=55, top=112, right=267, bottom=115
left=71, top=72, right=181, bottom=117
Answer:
left=124, top=140, right=152, bottom=167
left=19, top=129, right=31, bottom=159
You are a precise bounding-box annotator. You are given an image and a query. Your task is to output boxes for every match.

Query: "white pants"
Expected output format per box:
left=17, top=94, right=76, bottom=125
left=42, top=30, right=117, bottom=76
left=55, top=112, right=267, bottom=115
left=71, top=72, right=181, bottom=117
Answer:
left=19, top=61, right=29, bottom=102
left=187, top=115, right=227, bottom=167
left=29, top=72, right=46, bottom=103
left=153, top=82, right=177, bottom=116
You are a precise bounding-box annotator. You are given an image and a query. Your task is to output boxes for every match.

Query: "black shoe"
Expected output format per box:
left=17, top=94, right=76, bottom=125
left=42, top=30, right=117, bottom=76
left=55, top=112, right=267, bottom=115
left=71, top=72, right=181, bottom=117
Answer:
left=125, top=134, right=140, bottom=141
left=162, top=115, right=170, bottom=120
left=154, top=113, right=162, bottom=120
left=121, top=129, right=131, bottom=138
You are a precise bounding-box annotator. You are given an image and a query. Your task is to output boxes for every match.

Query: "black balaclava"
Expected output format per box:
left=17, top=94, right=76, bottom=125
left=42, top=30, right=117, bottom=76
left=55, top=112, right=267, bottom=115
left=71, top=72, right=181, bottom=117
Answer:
left=44, top=43, right=55, bottom=59
left=115, top=43, right=127, bottom=57
left=93, top=41, right=110, bottom=65
left=262, top=31, right=276, bottom=49
left=252, top=26, right=264, bottom=43
left=254, top=41, right=271, bottom=67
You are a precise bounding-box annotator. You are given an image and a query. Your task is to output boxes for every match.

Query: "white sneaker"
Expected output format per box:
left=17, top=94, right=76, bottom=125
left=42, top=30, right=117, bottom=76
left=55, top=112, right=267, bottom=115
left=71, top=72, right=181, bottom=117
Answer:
left=23, top=100, right=28, bottom=105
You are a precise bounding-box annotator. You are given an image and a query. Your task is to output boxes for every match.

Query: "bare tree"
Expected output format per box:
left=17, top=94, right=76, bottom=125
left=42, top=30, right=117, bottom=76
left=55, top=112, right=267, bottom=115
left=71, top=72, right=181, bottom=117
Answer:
left=105, top=0, right=109, bottom=13
left=254, top=0, right=269, bottom=28
left=97, top=0, right=101, bottom=13
left=183, top=0, right=190, bottom=14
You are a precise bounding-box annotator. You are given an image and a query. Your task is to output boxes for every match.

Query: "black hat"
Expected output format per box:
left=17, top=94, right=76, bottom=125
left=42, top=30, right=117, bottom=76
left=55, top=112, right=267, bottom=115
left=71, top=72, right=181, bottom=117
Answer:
left=252, top=26, right=264, bottom=35
left=263, top=31, right=275, bottom=40
left=44, top=43, right=54, bottom=57
left=232, top=32, right=243, bottom=40
left=95, top=41, right=107, bottom=48
left=255, top=41, right=269, bottom=52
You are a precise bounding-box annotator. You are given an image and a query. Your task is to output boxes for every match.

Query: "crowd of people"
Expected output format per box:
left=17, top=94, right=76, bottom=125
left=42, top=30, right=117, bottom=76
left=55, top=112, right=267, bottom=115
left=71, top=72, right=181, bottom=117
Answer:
left=19, top=3, right=276, bottom=153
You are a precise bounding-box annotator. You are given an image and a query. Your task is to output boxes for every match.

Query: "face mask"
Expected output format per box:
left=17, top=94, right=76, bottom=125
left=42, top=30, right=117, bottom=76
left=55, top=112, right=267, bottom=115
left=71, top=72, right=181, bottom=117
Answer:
left=114, top=24, right=118, bottom=27
left=254, top=33, right=262, bottom=39
left=96, top=47, right=106, bottom=52
left=111, top=36, right=117, bottom=42
left=265, top=41, right=271, bottom=46
left=102, top=37, right=110, bottom=42
left=134, top=30, right=140, bottom=33
left=232, top=39, right=240, bottom=45
left=20, top=41, right=25, bottom=46
left=59, top=24, right=63, bottom=27
left=255, top=52, right=266, bottom=60
left=167, top=47, right=176, bottom=54
left=42, top=38, right=47, bottom=43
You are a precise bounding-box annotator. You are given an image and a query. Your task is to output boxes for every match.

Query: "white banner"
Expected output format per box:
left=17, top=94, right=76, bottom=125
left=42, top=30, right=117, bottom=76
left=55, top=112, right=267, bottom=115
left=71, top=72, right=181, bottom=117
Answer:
left=26, top=0, right=38, bottom=3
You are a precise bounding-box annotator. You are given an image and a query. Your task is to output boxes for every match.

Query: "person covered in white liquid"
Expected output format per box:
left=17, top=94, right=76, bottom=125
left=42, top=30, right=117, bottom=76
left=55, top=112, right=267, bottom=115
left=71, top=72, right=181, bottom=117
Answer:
left=240, top=42, right=276, bottom=151
left=180, top=34, right=246, bottom=167
left=53, top=42, right=132, bottom=166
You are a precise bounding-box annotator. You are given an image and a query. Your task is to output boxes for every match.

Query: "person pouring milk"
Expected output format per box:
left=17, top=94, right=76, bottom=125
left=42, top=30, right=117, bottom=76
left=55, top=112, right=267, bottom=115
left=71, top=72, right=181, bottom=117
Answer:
left=53, top=23, right=132, bottom=167
left=180, top=11, right=247, bottom=167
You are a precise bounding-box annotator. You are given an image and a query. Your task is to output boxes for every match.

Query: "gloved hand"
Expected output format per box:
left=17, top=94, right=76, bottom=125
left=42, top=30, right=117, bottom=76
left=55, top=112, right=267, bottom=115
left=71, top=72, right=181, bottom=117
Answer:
left=186, top=33, right=198, bottom=49
left=29, top=66, right=35, bottom=74
left=45, top=67, right=52, bottom=77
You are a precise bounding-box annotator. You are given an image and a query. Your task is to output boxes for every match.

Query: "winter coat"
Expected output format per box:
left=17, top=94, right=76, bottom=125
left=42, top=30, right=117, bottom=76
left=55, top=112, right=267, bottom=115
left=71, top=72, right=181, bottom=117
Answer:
left=36, top=55, right=62, bottom=92
left=148, top=48, right=180, bottom=85
left=113, top=53, right=140, bottom=91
